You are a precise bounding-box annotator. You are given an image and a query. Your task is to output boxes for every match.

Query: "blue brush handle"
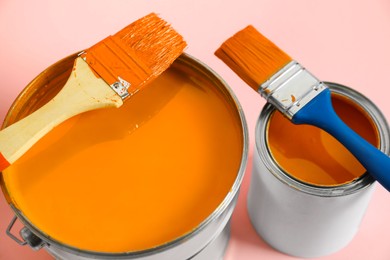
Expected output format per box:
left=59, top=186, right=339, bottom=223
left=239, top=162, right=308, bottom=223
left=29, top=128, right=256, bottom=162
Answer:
left=292, top=88, right=390, bottom=191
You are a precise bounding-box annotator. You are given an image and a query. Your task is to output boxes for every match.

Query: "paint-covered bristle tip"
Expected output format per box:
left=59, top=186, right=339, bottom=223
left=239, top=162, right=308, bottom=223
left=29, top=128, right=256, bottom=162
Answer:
left=115, top=13, right=187, bottom=74
left=215, top=25, right=292, bottom=91
left=83, top=13, right=186, bottom=96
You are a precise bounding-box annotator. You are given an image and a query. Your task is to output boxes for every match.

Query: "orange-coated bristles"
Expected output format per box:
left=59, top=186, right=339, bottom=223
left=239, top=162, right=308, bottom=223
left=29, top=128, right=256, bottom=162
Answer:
left=82, top=13, right=186, bottom=97
left=215, top=25, right=291, bottom=91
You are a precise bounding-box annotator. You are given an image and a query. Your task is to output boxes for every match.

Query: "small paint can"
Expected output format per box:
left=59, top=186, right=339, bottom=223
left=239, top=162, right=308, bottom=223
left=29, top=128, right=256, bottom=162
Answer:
left=1, top=53, right=248, bottom=259
left=247, top=82, right=390, bottom=258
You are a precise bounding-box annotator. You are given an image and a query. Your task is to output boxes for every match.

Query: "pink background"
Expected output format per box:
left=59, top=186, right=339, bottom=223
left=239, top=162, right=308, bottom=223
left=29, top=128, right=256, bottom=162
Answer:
left=1, top=0, right=390, bottom=259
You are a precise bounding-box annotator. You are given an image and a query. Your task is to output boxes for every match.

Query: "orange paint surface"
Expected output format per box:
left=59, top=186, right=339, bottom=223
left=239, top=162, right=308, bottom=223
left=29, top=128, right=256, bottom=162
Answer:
left=2, top=66, right=243, bottom=252
left=267, top=94, right=379, bottom=186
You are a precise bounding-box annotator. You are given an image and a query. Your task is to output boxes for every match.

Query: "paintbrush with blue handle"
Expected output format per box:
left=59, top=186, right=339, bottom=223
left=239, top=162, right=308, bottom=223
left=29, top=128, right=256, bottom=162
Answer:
left=215, top=25, right=390, bottom=191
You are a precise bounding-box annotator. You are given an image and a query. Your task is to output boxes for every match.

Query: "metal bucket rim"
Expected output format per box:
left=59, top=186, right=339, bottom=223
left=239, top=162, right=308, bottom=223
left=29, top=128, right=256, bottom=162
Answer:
left=2, top=52, right=249, bottom=258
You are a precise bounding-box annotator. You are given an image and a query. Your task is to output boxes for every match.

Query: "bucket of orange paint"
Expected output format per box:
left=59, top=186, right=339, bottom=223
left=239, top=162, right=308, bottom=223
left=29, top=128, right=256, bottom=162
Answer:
left=247, top=82, right=390, bottom=258
left=1, top=53, right=248, bottom=259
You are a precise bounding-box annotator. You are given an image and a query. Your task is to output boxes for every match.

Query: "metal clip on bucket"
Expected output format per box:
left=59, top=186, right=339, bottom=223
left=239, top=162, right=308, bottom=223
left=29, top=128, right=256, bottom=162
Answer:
left=7, top=216, right=46, bottom=251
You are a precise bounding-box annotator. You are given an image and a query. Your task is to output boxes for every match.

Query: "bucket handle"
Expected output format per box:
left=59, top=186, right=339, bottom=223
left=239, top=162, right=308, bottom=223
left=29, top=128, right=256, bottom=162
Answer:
left=6, top=216, right=27, bottom=246
left=6, top=215, right=45, bottom=250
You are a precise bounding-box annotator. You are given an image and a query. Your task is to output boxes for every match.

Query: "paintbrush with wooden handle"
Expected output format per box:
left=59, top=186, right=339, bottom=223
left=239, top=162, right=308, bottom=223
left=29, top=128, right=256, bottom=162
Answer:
left=0, top=13, right=186, bottom=171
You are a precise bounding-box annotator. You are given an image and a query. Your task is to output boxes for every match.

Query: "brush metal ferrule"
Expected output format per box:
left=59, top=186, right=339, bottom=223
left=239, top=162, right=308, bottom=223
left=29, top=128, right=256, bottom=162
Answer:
left=110, top=77, right=131, bottom=99
left=78, top=51, right=131, bottom=100
left=259, top=61, right=327, bottom=119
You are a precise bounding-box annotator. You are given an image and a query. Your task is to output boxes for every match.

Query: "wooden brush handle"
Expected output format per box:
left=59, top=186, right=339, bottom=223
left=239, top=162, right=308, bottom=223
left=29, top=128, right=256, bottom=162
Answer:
left=0, top=57, right=123, bottom=171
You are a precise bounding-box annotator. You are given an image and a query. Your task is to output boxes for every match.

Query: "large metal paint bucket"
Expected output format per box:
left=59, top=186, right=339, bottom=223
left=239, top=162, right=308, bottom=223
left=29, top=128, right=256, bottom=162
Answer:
left=1, top=53, right=248, bottom=260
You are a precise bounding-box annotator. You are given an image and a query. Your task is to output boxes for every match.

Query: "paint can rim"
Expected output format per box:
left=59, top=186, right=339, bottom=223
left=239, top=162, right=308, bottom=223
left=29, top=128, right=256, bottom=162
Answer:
left=1, top=52, right=249, bottom=258
left=255, top=82, right=390, bottom=197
